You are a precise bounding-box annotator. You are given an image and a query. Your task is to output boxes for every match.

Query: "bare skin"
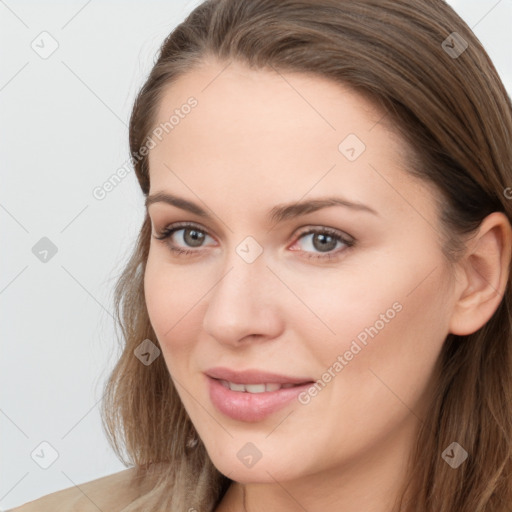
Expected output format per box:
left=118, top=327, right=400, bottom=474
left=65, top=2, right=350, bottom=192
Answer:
left=143, top=58, right=512, bottom=512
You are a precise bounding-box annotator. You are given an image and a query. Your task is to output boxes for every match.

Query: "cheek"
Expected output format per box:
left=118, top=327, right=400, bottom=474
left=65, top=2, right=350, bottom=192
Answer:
left=144, top=252, right=189, bottom=331
left=298, top=241, right=450, bottom=382
left=320, top=260, right=451, bottom=421
left=362, top=265, right=450, bottom=372
left=144, top=255, right=171, bottom=335
left=288, top=264, right=450, bottom=466
left=307, top=243, right=451, bottom=369
left=143, top=254, right=206, bottom=366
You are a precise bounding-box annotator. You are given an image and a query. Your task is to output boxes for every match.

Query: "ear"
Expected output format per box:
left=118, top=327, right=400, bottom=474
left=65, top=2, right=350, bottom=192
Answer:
left=449, top=211, right=512, bottom=336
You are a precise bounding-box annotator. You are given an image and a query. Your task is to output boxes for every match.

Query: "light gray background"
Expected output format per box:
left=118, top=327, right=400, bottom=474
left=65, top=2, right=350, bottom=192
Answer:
left=1, top=0, right=511, bottom=509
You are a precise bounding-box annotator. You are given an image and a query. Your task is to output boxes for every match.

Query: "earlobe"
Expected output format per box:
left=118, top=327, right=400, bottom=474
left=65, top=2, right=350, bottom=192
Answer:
left=449, top=211, right=512, bottom=336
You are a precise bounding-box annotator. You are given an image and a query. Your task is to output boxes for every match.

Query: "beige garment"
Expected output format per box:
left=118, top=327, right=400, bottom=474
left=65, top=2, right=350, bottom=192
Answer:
left=6, top=467, right=153, bottom=512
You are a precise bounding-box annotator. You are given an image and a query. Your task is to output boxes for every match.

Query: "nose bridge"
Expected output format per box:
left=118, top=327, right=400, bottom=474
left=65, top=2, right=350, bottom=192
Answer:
left=202, top=239, right=281, bottom=343
left=211, top=240, right=269, bottom=311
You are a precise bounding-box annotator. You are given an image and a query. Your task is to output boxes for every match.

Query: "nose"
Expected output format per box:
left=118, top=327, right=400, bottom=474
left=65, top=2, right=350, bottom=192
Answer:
left=202, top=249, right=284, bottom=347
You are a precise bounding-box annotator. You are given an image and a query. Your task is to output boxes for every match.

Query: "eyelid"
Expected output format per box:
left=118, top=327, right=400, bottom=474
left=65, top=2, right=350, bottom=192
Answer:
left=294, top=225, right=354, bottom=242
left=153, top=221, right=215, bottom=245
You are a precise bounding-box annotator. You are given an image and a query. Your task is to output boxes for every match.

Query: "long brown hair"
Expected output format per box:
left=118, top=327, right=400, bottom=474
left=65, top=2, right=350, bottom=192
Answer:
left=100, top=1, right=512, bottom=510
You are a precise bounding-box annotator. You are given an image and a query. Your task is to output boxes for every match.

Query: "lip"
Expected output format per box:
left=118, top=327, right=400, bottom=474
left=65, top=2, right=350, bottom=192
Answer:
left=205, top=366, right=313, bottom=385
left=205, top=367, right=315, bottom=422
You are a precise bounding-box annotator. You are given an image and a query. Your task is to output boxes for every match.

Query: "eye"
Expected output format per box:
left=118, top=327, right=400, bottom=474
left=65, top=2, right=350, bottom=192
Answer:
left=153, top=222, right=355, bottom=261
left=153, top=222, right=214, bottom=257
left=290, top=226, right=355, bottom=261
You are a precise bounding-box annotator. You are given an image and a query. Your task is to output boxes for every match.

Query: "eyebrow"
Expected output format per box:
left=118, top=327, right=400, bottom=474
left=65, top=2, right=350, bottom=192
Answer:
left=145, top=192, right=379, bottom=223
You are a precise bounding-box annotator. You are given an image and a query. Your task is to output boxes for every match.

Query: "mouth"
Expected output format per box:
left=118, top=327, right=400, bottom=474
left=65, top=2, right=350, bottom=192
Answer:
left=206, top=372, right=316, bottom=422
left=216, top=379, right=308, bottom=393
left=205, top=366, right=314, bottom=386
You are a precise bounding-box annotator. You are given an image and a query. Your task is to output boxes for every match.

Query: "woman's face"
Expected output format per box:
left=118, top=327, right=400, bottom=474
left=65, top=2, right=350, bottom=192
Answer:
left=144, top=59, right=458, bottom=483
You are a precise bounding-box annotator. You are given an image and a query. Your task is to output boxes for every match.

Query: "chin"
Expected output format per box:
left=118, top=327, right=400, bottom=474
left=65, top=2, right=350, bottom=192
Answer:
left=204, top=443, right=307, bottom=483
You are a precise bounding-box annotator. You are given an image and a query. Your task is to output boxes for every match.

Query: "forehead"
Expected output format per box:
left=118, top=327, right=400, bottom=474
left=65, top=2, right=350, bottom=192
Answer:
left=146, top=59, right=436, bottom=224
left=151, top=59, right=393, bottom=150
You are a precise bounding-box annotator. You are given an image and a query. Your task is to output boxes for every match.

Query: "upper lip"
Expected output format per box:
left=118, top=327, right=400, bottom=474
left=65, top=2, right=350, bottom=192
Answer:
left=205, top=367, right=314, bottom=385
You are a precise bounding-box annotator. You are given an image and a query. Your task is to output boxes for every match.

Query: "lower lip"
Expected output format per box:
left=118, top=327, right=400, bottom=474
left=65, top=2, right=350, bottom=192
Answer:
left=206, top=376, right=313, bottom=422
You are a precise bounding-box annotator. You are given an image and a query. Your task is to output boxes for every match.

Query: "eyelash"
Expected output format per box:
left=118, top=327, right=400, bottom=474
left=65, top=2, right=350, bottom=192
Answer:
left=153, top=222, right=355, bottom=261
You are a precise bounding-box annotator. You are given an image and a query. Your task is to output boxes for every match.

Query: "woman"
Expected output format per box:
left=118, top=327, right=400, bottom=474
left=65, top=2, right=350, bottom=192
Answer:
left=10, top=0, right=512, bottom=511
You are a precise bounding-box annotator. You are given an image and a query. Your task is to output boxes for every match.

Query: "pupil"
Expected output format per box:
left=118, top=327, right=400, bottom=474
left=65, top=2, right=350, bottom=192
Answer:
left=314, top=233, right=335, bottom=252
left=185, top=229, right=204, bottom=247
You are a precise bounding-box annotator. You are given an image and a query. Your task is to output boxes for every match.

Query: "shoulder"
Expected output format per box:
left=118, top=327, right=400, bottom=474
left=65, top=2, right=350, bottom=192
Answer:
left=7, top=467, right=149, bottom=512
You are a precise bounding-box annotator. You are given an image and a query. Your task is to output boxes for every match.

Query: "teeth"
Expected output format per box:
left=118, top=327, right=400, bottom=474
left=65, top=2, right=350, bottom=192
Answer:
left=245, top=384, right=266, bottom=393
left=229, top=382, right=246, bottom=392
left=219, top=380, right=298, bottom=393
